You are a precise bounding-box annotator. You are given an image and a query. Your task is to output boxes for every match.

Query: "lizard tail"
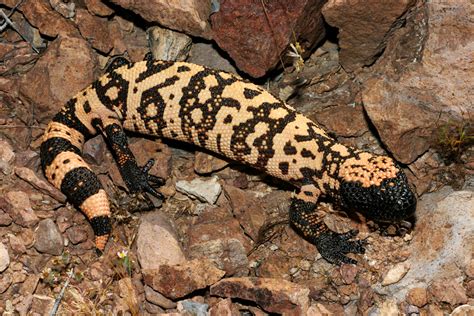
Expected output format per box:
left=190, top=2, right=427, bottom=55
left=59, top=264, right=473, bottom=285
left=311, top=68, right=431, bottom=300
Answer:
left=40, top=117, right=111, bottom=252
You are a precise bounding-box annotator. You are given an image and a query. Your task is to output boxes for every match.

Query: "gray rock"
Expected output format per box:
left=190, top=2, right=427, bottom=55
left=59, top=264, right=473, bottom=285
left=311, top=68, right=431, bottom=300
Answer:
left=188, top=42, right=237, bottom=73
left=378, top=189, right=473, bottom=301
left=147, top=26, right=192, bottom=61
left=0, top=242, right=10, bottom=272
left=34, top=219, right=63, bottom=255
left=177, top=300, right=209, bottom=316
left=176, top=177, right=222, bottom=204
left=137, top=211, right=186, bottom=270
left=144, top=285, right=176, bottom=309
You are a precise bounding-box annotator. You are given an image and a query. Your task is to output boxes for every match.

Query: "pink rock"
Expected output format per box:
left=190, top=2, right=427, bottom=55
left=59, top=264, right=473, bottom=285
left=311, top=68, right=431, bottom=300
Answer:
left=362, top=1, right=473, bottom=163
left=210, top=0, right=326, bottom=77
left=187, top=206, right=250, bottom=275
left=84, top=0, right=114, bottom=16
left=223, top=185, right=266, bottom=241
left=323, top=0, right=415, bottom=71
left=143, top=259, right=225, bottom=299
left=5, top=191, right=39, bottom=228
left=429, top=279, right=468, bottom=306
left=19, top=36, right=96, bottom=123
left=109, top=0, right=212, bottom=39
left=66, top=225, right=90, bottom=245
left=136, top=212, right=186, bottom=270
left=75, top=9, right=113, bottom=53
left=210, top=277, right=310, bottom=315
left=20, top=0, right=78, bottom=37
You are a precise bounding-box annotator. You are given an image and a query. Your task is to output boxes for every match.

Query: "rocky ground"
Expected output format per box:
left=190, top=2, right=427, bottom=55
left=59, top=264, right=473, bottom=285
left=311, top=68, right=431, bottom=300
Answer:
left=0, top=0, right=473, bottom=315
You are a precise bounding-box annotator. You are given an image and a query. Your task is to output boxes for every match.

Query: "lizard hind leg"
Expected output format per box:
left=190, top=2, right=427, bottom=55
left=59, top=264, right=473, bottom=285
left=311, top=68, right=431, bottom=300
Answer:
left=289, top=184, right=366, bottom=265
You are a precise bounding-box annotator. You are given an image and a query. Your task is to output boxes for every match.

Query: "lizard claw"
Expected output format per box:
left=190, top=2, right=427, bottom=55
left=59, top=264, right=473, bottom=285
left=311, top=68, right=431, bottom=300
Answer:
left=139, top=159, right=165, bottom=199
left=315, top=230, right=366, bottom=265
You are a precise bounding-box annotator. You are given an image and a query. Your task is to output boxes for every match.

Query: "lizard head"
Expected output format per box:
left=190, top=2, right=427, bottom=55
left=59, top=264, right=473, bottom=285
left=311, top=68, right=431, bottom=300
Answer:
left=338, top=153, right=416, bottom=222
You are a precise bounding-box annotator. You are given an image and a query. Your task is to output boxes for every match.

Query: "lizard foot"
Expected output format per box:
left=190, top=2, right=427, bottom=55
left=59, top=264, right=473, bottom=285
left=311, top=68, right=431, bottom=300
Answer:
left=315, top=229, right=366, bottom=265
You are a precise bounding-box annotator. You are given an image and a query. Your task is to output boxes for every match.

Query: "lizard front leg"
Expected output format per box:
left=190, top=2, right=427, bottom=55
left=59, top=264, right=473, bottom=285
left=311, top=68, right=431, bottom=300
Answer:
left=290, top=184, right=366, bottom=265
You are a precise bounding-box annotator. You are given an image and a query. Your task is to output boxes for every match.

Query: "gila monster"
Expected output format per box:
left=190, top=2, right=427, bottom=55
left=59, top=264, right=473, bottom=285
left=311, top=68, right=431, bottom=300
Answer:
left=40, top=58, right=416, bottom=265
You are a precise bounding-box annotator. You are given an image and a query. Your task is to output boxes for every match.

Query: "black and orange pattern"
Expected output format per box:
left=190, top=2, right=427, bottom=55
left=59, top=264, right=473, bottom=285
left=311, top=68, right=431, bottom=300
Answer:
left=40, top=60, right=416, bottom=264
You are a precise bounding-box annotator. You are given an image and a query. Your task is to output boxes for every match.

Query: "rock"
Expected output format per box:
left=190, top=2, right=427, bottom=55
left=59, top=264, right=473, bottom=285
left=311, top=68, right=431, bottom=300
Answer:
left=322, top=0, right=415, bottom=71
left=19, top=35, right=96, bottom=123
left=427, top=304, right=445, bottom=316
left=31, top=295, right=54, bottom=315
left=176, top=177, right=222, bottom=204
left=75, top=9, right=113, bottom=53
left=147, top=26, right=192, bottom=61
left=136, top=211, right=186, bottom=270
left=129, top=139, right=172, bottom=181
left=188, top=42, right=237, bottom=74
left=188, top=238, right=248, bottom=277
left=310, top=104, right=369, bottom=138
left=429, top=279, right=468, bottom=306
left=382, top=262, right=410, bottom=286
left=194, top=151, right=229, bottom=175
left=34, top=218, right=64, bottom=255
left=210, top=277, right=310, bottom=315
left=378, top=299, right=399, bottom=315
left=0, top=211, right=12, bottom=226
left=450, top=305, right=474, bottom=316
left=187, top=207, right=250, bottom=275
left=143, top=258, right=225, bottom=299
left=177, top=300, right=209, bottom=316
left=144, top=301, right=165, bottom=314
left=66, top=225, right=89, bottom=245
left=20, top=0, right=78, bottom=37
left=109, top=0, right=212, bottom=39
left=19, top=274, right=40, bottom=296
left=117, top=277, right=139, bottom=310
left=5, top=191, right=39, bottom=227
left=15, top=294, right=33, bottom=315
left=0, top=242, right=10, bottom=272
left=307, top=304, right=334, bottom=316
left=144, top=285, right=177, bottom=309
left=0, top=137, right=15, bottom=174
left=223, top=185, right=266, bottom=241
left=466, top=280, right=474, bottom=299
left=14, top=167, right=66, bottom=203
left=8, top=234, right=26, bottom=254
left=209, top=298, right=233, bottom=316
left=0, top=272, right=12, bottom=294
left=362, top=1, right=473, bottom=163
left=50, top=0, right=76, bottom=18
left=406, top=287, right=428, bottom=307
left=381, top=189, right=473, bottom=301
left=210, top=0, right=326, bottom=77
left=108, top=16, right=149, bottom=61
left=84, top=0, right=114, bottom=17
left=466, top=259, right=474, bottom=278
left=340, top=264, right=359, bottom=285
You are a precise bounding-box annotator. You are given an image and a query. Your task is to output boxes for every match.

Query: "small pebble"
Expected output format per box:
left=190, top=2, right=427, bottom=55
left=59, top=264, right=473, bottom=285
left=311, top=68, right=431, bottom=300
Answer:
left=382, top=262, right=410, bottom=286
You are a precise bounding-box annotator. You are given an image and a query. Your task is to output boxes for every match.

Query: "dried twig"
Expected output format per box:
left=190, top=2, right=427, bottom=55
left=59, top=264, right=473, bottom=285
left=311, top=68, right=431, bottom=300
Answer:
left=0, top=0, right=39, bottom=53
left=49, top=268, right=74, bottom=316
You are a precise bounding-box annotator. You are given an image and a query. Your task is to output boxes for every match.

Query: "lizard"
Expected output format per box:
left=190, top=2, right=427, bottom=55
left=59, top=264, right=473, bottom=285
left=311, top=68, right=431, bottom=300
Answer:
left=40, top=58, right=416, bottom=265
